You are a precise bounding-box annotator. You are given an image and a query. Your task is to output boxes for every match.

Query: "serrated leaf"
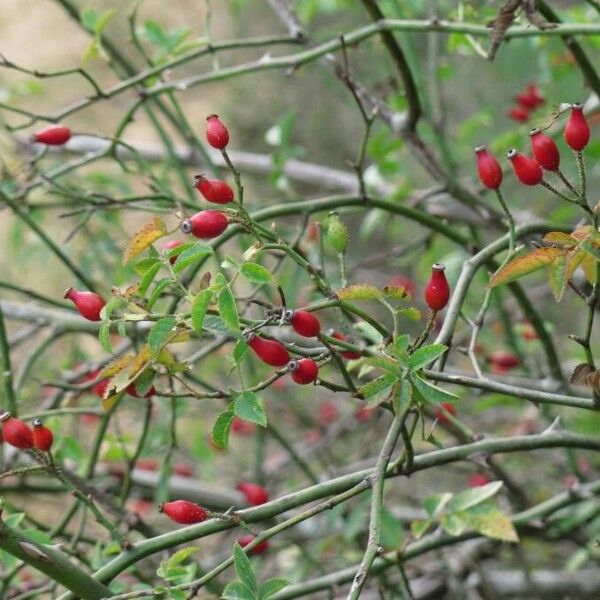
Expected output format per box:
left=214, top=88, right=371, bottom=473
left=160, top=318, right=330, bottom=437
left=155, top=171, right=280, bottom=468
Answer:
left=218, top=285, right=240, bottom=332
left=543, top=231, right=577, bottom=247
left=173, top=243, right=213, bottom=274
left=240, top=262, right=273, bottom=284
left=234, top=392, right=267, bottom=427
left=358, top=373, right=395, bottom=402
left=134, top=257, right=160, bottom=275
left=410, top=373, right=458, bottom=404
left=440, top=512, right=469, bottom=536
left=581, top=240, right=600, bottom=261
left=488, top=247, right=562, bottom=288
left=364, top=356, right=403, bottom=377
left=223, top=582, right=255, bottom=600
left=157, top=547, right=198, bottom=579
left=99, top=355, right=133, bottom=379
left=382, top=285, right=411, bottom=300
left=122, top=218, right=167, bottom=264
left=547, top=252, right=567, bottom=302
left=423, top=492, right=453, bottom=517
left=581, top=254, right=599, bottom=284
left=99, top=323, right=112, bottom=354
left=128, top=345, right=152, bottom=380
left=233, top=340, right=249, bottom=365
left=447, top=481, right=503, bottom=512
left=411, top=519, right=433, bottom=540
left=191, top=289, right=213, bottom=334
left=392, top=378, right=412, bottom=414
left=463, top=503, right=519, bottom=542
left=259, top=578, right=288, bottom=600
left=337, top=284, right=383, bottom=301
left=397, top=307, right=422, bottom=321
left=211, top=410, right=234, bottom=449
left=233, top=542, right=257, bottom=593
left=408, top=344, right=447, bottom=370
left=147, top=278, right=171, bottom=309
left=138, top=263, right=161, bottom=296
left=148, top=317, right=176, bottom=355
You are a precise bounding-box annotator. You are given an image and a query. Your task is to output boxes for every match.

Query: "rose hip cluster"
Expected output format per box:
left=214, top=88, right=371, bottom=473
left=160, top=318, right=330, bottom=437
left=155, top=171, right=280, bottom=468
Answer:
left=476, top=103, right=590, bottom=189
left=0, top=412, right=53, bottom=452
left=507, top=83, right=544, bottom=123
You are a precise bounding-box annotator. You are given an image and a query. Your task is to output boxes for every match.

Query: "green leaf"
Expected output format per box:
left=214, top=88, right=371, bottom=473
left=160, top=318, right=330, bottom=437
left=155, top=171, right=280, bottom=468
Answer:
left=259, top=578, right=288, bottom=600
left=211, top=410, right=234, bottom=449
left=241, top=262, right=273, bottom=284
left=488, top=247, right=562, bottom=288
left=218, top=285, right=240, bottom=332
left=463, top=502, right=519, bottom=542
left=134, top=257, right=160, bottom=275
left=447, top=481, right=503, bottom=512
left=547, top=252, right=567, bottom=302
left=364, top=356, right=403, bottom=377
left=148, top=317, right=176, bottom=355
left=191, top=289, right=213, bottom=334
left=392, top=379, right=412, bottom=415
left=157, top=547, right=198, bottom=579
left=93, top=8, right=116, bottom=35
left=99, top=323, right=112, bottom=354
left=408, top=344, right=447, bottom=370
left=410, top=519, right=433, bottom=540
left=390, top=334, right=410, bottom=358
left=423, top=492, right=453, bottom=517
left=233, top=340, right=249, bottom=364
left=379, top=508, right=404, bottom=550
left=223, top=582, right=255, bottom=600
left=147, top=278, right=171, bottom=309
left=410, top=373, right=458, bottom=404
left=440, top=512, right=469, bottom=536
left=138, top=262, right=161, bottom=296
left=173, top=243, right=213, bottom=274
left=234, top=392, right=267, bottom=427
left=358, top=373, right=395, bottom=400
left=233, top=542, right=257, bottom=594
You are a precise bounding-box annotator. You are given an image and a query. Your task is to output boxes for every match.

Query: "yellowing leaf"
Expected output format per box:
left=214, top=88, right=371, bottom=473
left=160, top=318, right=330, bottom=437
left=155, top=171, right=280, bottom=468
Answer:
left=543, top=231, right=576, bottom=247
left=464, top=506, right=519, bottom=542
left=488, top=248, right=562, bottom=288
left=581, top=255, right=599, bottom=284
left=128, top=345, right=152, bottom=379
left=99, top=355, right=133, bottom=379
left=337, top=284, right=383, bottom=301
left=102, top=391, right=124, bottom=412
left=565, top=249, right=586, bottom=281
left=122, top=218, right=167, bottom=264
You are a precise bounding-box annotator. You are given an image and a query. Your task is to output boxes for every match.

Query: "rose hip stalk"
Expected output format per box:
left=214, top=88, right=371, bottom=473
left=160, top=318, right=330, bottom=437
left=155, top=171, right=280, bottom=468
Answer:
left=193, top=175, right=234, bottom=204
left=424, top=263, right=450, bottom=312
left=64, top=288, right=106, bottom=321
left=181, top=211, right=228, bottom=239
left=0, top=412, right=33, bottom=449
left=206, top=115, right=229, bottom=149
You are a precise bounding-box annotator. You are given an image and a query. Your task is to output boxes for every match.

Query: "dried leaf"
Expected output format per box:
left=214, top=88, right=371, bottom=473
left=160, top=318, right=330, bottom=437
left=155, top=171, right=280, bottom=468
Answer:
left=570, top=363, right=594, bottom=385
left=488, top=247, right=562, bottom=288
left=122, top=218, right=167, bottom=264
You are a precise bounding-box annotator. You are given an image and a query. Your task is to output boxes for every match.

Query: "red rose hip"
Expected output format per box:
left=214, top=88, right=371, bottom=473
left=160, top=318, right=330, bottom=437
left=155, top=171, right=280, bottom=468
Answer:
left=424, top=263, right=451, bottom=312
left=206, top=114, right=229, bottom=149
left=474, top=146, right=503, bottom=190
left=564, top=103, right=590, bottom=151
left=181, top=211, right=228, bottom=239
left=287, top=310, right=321, bottom=338
left=159, top=500, right=207, bottom=524
left=32, top=419, right=53, bottom=452
left=247, top=334, right=290, bottom=367
left=288, top=358, right=319, bottom=385
left=529, top=129, right=560, bottom=171
left=507, top=106, right=530, bottom=122
left=507, top=149, right=543, bottom=186
left=33, top=124, right=71, bottom=146
left=237, top=482, right=269, bottom=506
left=64, top=288, right=106, bottom=321
left=0, top=412, right=33, bottom=450
left=193, top=175, right=234, bottom=204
